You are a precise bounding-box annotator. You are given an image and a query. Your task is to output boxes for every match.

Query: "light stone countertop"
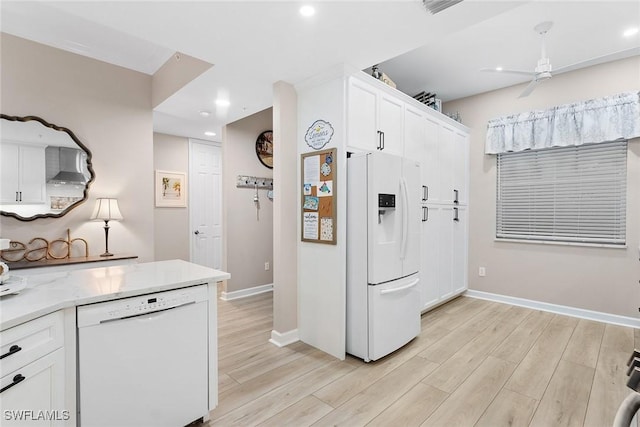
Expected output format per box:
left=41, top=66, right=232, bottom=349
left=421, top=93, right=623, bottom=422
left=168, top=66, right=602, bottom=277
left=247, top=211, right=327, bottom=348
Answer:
left=0, top=259, right=230, bottom=331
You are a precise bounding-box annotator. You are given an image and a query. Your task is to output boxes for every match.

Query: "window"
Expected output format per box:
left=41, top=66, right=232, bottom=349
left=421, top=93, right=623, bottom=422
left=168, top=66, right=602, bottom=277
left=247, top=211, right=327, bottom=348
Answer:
left=496, top=140, right=627, bottom=245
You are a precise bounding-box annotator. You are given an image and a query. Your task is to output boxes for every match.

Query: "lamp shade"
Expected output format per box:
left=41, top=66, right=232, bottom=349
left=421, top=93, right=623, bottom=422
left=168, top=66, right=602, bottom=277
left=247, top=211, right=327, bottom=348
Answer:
left=90, top=198, right=123, bottom=221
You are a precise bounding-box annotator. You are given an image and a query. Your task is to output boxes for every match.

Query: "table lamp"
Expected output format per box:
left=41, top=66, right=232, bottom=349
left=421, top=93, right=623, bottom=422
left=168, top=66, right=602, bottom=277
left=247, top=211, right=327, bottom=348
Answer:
left=90, top=198, right=123, bottom=257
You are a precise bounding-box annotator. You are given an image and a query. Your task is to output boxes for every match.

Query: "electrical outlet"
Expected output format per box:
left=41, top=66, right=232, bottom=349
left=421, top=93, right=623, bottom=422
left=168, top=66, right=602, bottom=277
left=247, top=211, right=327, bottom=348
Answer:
left=264, top=262, right=270, bottom=271
left=479, top=267, right=486, bottom=277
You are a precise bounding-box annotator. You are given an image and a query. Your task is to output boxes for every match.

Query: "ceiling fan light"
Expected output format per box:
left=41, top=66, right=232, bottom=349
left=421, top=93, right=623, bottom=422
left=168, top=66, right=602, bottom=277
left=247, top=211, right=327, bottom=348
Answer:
left=496, top=66, right=503, bottom=71
left=623, top=27, right=638, bottom=37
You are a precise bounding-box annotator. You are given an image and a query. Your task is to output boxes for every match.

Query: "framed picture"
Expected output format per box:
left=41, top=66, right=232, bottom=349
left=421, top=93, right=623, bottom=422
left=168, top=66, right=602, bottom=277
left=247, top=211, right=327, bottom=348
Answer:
left=155, top=170, right=187, bottom=207
left=255, top=130, right=273, bottom=169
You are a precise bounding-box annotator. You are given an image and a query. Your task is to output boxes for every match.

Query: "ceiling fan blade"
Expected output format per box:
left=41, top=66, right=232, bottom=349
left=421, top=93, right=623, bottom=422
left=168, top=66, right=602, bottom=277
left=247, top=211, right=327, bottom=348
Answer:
left=518, top=79, right=540, bottom=98
left=480, top=68, right=536, bottom=76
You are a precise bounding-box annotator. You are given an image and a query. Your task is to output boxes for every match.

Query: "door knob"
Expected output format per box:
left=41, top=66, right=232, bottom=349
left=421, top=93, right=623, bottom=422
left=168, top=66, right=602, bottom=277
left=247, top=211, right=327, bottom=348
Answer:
left=194, top=230, right=200, bottom=235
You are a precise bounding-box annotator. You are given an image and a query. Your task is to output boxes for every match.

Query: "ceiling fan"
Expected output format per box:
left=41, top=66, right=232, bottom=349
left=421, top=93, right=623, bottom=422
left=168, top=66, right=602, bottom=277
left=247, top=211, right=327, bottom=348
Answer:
left=481, top=21, right=580, bottom=98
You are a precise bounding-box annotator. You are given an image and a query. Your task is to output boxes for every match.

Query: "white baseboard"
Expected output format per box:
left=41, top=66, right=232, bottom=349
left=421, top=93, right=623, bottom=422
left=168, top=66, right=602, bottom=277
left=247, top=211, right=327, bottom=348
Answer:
left=220, top=283, right=273, bottom=301
left=465, top=289, right=640, bottom=329
left=269, top=329, right=300, bottom=347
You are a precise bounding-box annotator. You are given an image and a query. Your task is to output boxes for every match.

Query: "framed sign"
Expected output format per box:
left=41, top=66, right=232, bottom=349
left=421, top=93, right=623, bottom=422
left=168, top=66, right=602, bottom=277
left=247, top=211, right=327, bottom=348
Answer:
left=155, top=170, right=187, bottom=207
left=255, top=130, right=273, bottom=169
left=301, top=148, right=337, bottom=244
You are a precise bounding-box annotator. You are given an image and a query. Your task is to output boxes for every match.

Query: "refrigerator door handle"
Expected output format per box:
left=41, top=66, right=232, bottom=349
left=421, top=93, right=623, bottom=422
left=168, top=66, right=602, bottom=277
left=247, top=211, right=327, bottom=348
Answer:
left=400, top=177, right=409, bottom=260
left=380, top=278, right=420, bottom=295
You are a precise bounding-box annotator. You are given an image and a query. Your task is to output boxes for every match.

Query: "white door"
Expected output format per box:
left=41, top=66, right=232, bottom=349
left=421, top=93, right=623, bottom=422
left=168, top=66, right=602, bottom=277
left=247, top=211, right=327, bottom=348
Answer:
left=439, top=125, right=456, bottom=204
left=348, top=78, right=378, bottom=152
left=367, top=152, right=403, bottom=285
left=189, top=140, right=222, bottom=269
left=420, top=204, right=441, bottom=311
left=378, top=93, right=404, bottom=156
left=367, top=274, right=420, bottom=361
left=452, top=206, right=468, bottom=294
left=0, top=348, right=65, bottom=427
left=424, top=118, right=440, bottom=202
left=401, top=158, right=421, bottom=276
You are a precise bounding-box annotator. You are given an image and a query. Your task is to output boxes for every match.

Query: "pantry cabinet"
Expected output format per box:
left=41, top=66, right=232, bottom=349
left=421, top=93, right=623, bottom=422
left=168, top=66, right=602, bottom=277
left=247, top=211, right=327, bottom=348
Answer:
left=400, top=92, right=469, bottom=312
left=0, top=143, right=46, bottom=204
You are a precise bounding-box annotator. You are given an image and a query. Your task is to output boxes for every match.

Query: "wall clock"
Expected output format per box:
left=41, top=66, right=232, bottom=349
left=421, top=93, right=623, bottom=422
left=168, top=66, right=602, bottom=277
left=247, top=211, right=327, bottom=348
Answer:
left=255, top=130, right=273, bottom=169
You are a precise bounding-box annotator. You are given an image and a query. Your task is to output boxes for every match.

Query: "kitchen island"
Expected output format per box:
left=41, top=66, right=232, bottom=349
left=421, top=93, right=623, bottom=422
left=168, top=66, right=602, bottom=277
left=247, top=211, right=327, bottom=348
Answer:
left=0, top=260, right=230, bottom=426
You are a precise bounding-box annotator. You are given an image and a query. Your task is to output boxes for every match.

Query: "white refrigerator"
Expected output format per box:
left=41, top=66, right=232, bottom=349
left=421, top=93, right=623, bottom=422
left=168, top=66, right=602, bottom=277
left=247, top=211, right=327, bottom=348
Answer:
left=346, top=151, right=421, bottom=362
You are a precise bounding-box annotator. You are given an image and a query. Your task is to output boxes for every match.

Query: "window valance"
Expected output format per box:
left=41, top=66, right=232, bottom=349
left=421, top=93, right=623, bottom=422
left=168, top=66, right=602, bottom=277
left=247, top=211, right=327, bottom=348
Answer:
left=485, top=91, right=640, bottom=154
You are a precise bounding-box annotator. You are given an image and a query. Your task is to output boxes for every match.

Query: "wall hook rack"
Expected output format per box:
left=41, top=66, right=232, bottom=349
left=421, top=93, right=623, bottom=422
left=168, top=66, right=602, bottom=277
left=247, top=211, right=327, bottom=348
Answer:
left=236, top=175, right=273, bottom=189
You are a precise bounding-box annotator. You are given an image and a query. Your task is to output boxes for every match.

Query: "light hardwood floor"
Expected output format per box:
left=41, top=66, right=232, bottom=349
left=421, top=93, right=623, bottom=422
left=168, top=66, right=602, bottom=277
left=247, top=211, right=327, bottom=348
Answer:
left=207, top=292, right=637, bottom=426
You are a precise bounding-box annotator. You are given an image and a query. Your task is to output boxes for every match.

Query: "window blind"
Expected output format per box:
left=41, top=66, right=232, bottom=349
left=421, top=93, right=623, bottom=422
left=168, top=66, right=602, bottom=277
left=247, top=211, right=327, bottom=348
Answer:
left=496, top=140, right=627, bottom=245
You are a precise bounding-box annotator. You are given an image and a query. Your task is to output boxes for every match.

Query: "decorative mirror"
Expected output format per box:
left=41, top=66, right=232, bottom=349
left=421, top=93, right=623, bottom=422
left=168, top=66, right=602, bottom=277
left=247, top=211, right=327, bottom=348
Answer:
left=255, top=130, right=273, bottom=169
left=0, top=114, right=95, bottom=221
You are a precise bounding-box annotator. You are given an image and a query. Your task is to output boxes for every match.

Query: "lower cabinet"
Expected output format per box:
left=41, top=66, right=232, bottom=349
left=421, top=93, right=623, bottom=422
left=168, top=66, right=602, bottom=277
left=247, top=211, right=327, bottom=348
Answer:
left=0, top=348, right=66, bottom=426
left=419, top=204, right=468, bottom=312
left=0, top=311, right=71, bottom=426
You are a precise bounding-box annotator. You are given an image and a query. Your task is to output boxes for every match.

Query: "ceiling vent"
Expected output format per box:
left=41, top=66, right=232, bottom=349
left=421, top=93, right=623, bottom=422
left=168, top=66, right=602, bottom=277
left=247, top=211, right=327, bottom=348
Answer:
left=422, top=0, right=464, bottom=14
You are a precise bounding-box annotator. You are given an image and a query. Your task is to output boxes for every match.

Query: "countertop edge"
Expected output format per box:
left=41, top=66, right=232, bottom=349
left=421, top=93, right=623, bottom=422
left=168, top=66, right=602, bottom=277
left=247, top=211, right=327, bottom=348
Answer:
left=0, top=262, right=230, bottom=331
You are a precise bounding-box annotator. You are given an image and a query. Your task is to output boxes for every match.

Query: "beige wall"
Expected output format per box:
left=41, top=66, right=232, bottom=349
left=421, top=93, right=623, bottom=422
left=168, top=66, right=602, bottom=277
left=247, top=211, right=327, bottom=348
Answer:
left=272, top=81, right=298, bottom=336
left=153, top=132, right=190, bottom=261
left=0, top=33, right=155, bottom=262
left=223, top=108, right=274, bottom=293
left=444, top=56, right=640, bottom=318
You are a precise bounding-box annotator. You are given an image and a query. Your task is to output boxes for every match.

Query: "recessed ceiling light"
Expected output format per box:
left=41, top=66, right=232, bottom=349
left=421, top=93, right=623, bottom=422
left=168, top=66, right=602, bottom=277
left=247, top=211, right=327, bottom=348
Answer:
left=204, top=131, right=216, bottom=137
left=623, top=27, right=639, bottom=37
left=199, top=110, right=211, bottom=117
left=215, top=99, right=230, bottom=107
left=299, top=5, right=315, bottom=17
left=496, top=66, right=503, bottom=72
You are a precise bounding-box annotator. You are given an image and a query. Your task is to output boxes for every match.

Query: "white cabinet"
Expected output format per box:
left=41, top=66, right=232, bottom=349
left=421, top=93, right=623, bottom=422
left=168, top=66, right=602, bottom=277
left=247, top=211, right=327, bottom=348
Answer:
left=409, top=111, right=469, bottom=312
left=347, top=77, right=404, bottom=156
left=419, top=204, right=468, bottom=312
left=452, top=205, right=468, bottom=295
left=0, top=143, right=46, bottom=204
left=0, top=311, right=69, bottom=426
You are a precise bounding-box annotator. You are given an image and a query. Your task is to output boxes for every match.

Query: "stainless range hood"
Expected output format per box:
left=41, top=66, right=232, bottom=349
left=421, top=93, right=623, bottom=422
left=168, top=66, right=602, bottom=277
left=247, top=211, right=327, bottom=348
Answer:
left=48, top=147, right=88, bottom=184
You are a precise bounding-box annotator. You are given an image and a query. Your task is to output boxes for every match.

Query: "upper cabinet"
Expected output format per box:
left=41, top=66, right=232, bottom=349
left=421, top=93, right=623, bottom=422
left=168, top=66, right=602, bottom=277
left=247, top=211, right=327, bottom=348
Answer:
left=0, top=143, right=46, bottom=204
left=347, top=77, right=404, bottom=156
left=347, top=74, right=469, bottom=207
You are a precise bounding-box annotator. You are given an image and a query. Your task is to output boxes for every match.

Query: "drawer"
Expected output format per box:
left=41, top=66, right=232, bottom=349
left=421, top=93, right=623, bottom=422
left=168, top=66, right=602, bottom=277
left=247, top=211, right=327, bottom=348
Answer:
left=0, top=311, right=64, bottom=377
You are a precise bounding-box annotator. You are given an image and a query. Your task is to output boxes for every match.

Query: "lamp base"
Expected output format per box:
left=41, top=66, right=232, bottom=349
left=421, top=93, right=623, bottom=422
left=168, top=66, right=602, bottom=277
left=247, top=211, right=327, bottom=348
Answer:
left=100, top=252, right=115, bottom=257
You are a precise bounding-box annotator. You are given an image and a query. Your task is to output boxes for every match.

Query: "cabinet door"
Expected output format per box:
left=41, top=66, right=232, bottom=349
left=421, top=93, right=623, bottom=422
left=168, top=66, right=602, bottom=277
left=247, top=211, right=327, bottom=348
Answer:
left=403, top=104, right=426, bottom=162
left=438, top=206, right=455, bottom=301
left=452, top=206, right=468, bottom=294
left=438, top=125, right=456, bottom=204
left=423, top=118, right=440, bottom=203
left=0, top=348, right=66, bottom=427
left=378, top=93, right=404, bottom=156
left=453, top=131, right=469, bottom=206
left=420, top=204, right=441, bottom=311
left=348, top=78, right=378, bottom=152
left=1, top=143, right=20, bottom=203
left=19, top=145, right=46, bottom=204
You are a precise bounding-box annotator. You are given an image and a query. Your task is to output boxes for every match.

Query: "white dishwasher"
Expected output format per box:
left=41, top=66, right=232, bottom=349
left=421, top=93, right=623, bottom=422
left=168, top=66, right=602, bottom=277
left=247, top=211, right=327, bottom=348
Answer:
left=77, top=285, right=209, bottom=427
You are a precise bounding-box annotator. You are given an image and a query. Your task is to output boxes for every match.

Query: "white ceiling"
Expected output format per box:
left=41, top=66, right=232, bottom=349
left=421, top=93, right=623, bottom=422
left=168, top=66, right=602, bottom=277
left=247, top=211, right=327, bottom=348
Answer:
left=2, top=1, right=639, bottom=141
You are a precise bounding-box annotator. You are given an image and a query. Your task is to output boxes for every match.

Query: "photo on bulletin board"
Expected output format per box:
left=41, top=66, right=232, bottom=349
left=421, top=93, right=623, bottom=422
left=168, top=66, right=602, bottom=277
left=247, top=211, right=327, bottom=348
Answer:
left=300, top=148, right=337, bottom=245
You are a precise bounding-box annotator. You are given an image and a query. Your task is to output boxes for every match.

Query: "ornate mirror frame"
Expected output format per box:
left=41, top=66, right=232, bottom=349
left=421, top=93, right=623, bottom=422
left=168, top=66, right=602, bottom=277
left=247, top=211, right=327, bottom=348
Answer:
left=0, top=114, right=96, bottom=221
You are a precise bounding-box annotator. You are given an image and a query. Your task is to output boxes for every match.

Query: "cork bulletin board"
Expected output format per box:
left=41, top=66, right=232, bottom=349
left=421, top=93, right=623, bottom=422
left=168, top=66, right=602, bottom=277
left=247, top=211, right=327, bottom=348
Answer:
left=301, top=148, right=337, bottom=244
